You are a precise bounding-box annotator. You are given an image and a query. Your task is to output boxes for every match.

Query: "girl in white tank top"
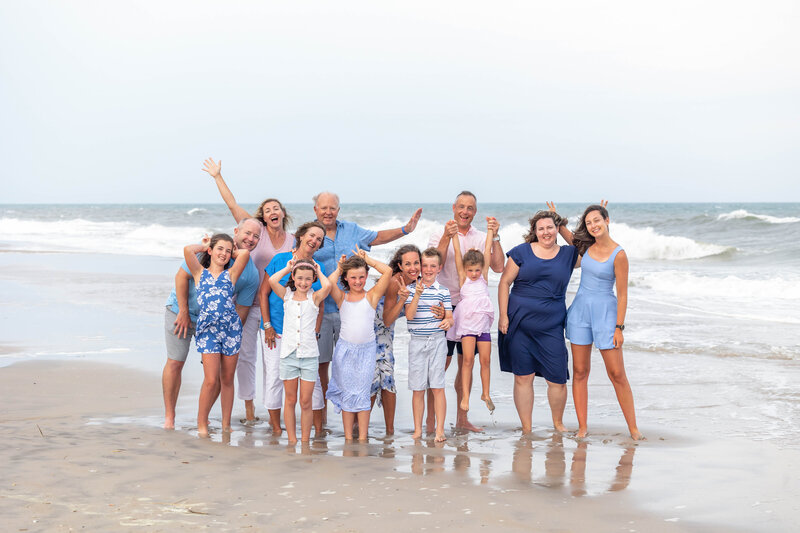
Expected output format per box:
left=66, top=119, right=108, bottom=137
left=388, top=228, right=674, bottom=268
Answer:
left=325, top=248, right=394, bottom=441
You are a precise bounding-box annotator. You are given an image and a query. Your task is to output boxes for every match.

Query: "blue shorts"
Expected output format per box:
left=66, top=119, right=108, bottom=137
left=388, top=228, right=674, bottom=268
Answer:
left=280, top=350, right=319, bottom=382
left=196, top=316, right=242, bottom=356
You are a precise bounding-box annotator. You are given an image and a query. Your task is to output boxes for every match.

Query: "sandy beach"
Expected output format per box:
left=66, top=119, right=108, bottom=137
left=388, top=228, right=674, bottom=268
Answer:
left=1, top=234, right=799, bottom=531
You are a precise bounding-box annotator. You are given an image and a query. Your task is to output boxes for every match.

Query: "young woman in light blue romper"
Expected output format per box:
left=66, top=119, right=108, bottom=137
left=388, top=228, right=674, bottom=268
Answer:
left=551, top=203, right=643, bottom=441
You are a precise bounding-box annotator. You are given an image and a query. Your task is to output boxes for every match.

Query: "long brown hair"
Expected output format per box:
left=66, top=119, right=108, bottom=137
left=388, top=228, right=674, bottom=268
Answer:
left=389, top=244, right=421, bottom=275
left=198, top=233, right=234, bottom=268
left=339, top=256, right=369, bottom=290
left=572, top=205, right=610, bottom=256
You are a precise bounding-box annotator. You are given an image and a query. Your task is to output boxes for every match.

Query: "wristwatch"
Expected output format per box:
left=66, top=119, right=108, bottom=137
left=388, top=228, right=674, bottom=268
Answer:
left=263, top=321, right=272, bottom=329
left=492, top=236, right=501, bottom=241
left=615, top=324, right=625, bottom=331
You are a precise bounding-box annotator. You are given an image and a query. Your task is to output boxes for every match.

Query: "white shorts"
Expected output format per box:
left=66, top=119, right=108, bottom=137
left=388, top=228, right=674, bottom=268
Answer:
left=407, top=334, right=447, bottom=391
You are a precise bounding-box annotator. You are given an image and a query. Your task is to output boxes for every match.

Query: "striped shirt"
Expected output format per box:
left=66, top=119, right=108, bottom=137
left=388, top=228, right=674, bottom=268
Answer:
left=405, top=280, right=452, bottom=337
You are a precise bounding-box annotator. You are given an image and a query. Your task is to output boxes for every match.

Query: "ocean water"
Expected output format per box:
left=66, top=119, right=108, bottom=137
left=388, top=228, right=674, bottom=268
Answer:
left=2, top=202, right=798, bottom=363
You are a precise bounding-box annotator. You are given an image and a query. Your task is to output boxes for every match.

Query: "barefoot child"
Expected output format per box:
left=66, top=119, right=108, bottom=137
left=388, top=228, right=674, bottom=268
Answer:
left=405, top=248, right=454, bottom=442
left=184, top=234, right=250, bottom=436
left=326, top=248, right=394, bottom=441
left=447, top=221, right=495, bottom=413
left=268, top=258, right=331, bottom=443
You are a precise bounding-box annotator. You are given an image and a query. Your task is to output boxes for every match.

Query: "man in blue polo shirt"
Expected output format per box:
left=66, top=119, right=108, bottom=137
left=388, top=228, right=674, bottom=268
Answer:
left=161, top=218, right=261, bottom=429
left=312, top=191, right=422, bottom=410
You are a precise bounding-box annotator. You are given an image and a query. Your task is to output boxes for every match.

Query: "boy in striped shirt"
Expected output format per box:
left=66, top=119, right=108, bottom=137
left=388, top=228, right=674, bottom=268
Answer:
left=405, top=247, right=453, bottom=442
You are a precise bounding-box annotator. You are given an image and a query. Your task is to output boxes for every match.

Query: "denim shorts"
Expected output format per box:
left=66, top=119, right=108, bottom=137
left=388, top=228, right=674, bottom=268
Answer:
left=279, top=350, right=319, bottom=382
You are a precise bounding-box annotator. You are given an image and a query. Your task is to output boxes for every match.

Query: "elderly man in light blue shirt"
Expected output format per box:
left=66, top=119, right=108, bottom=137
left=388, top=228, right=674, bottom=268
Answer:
left=313, top=191, right=422, bottom=411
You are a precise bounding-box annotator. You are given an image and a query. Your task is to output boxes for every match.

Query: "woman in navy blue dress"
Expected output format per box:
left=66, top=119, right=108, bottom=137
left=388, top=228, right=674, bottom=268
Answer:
left=498, top=211, right=578, bottom=434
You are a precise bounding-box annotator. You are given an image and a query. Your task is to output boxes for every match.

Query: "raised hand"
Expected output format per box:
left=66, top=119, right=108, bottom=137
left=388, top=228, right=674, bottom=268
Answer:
left=414, top=279, right=425, bottom=296
left=444, top=219, right=458, bottom=238
left=200, top=234, right=211, bottom=248
left=202, top=158, right=222, bottom=179
left=395, top=276, right=410, bottom=300
left=405, top=208, right=423, bottom=234
left=486, top=216, right=500, bottom=234
left=353, top=245, right=368, bottom=260
left=601, top=199, right=609, bottom=208
left=546, top=201, right=558, bottom=213
left=337, top=254, right=348, bottom=270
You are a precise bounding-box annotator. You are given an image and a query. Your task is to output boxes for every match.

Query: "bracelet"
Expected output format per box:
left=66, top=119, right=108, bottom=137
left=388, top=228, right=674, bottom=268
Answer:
left=263, top=321, right=272, bottom=329
left=492, top=236, right=501, bottom=242
left=401, top=226, right=408, bottom=235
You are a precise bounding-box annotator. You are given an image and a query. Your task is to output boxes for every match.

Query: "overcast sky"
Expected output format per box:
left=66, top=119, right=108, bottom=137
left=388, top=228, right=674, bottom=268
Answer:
left=1, top=1, right=797, bottom=204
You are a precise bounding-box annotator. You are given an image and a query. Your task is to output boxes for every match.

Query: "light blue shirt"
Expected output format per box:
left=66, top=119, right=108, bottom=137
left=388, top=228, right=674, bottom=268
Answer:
left=165, top=255, right=259, bottom=323
left=313, top=219, right=378, bottom=313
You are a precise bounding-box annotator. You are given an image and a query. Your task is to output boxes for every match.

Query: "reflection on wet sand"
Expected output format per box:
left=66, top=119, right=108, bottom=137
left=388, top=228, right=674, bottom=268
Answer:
left=166, top=415, right=639, bottom=496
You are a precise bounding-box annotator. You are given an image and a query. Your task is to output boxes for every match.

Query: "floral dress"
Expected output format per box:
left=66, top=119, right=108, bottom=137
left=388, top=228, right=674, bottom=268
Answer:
left=195, top=269, right=243, bottom=356
left=371, top=296, right=396, bottom=405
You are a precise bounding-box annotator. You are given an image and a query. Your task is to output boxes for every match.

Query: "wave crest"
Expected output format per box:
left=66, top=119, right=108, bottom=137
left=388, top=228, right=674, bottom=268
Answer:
left=717, top=209, right=800, bottom=224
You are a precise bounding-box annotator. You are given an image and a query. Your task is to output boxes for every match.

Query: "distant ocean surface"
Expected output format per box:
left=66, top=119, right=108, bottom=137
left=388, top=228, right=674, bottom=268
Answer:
left=2, top=202, right=799, bottom=366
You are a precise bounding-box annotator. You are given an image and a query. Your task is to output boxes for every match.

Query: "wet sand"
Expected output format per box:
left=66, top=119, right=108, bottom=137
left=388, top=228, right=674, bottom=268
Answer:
left=2, top=251, right=799, bottom=531
left=0, top=359, right=756, bottom=532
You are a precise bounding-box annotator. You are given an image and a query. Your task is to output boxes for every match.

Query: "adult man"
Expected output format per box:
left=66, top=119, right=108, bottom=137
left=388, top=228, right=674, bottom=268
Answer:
left=428, top=191, right=504, bottom=432
left=161, top=218, right=261, bottom=429
left=312, top=191, right=422, bottom=408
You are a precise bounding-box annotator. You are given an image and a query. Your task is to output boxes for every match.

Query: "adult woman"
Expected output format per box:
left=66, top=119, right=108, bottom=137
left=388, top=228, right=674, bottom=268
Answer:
left=498, top=210, right=578, bottom=434
left=203, top=158, right=294, bottom=424
left=259, top=222, right=327, bottom=436
left=370, top=245, right=420, bottom=434
left=559, top=204, right=642, bottom=440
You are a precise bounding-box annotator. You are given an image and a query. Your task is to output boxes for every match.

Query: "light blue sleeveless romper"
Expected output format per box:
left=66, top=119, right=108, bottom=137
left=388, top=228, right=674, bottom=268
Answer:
left=565, top=246, right=623, bottom=350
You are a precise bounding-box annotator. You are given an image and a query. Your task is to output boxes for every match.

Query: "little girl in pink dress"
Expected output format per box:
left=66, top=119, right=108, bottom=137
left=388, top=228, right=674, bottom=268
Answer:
left=446, top=223, right=496, bottom=413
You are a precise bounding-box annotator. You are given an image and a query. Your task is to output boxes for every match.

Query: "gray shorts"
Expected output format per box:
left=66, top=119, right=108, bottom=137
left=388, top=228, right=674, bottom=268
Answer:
left=317, top=311, right=340, bottom=364
left=164, top=307, right=196, bottom=362
left=407, top=333, right=447, bottom=391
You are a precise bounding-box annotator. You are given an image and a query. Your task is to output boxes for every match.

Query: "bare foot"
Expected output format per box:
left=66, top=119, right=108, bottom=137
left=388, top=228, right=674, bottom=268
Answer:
left=553, top=422, right=567, bottom=433
left=481, top=395, right=495, bottom=413
left=456, top=419, right=484, bottom=433
left=412, top=430, right=422, bottom=440
left=240, top=417, right=261, bottom=426
left=163, top=418, right=175, bottom=430
left=459, top=399, right=470, bottom=412
left=630, top=430, right=645, bottom=441
left=288, top=438, right=298, bottom=445
left=222, top=425, right=232, bottom=433
left=576, top=427, right=588, bottom=438
left=198, top=427, right=210, bottom=438
left=386, top=428, right=394, bottom=436
left=271, top=426, right=282, bottom=436
left=434, top=432, right=446, bottom=442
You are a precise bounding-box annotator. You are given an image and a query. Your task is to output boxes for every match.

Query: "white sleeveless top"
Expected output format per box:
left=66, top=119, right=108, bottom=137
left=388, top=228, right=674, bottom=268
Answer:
left=279, top=289, right=320, bottom=359
left=339, top=295, right=376, bottom=344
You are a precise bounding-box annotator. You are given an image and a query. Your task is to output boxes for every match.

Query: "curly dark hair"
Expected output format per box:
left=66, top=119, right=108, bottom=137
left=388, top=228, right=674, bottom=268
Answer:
left=254, top=198, right=291, bottom=231
left=339, top=256, right=369, bottom=291
left=572, top=205, right=610, bottom=256
left=523, top=211, right=562, bottom=243
left=389, top=244, right=422, bottom=275
left=294, top=221, right=326, bottom=250
left=198, top=233, right=234, bottom=268
left=286, top=259, right=318, bottom=291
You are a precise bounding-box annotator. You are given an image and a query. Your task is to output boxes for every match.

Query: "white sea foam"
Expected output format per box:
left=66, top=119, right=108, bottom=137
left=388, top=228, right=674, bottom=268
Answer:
left=610, top=223, right=731, bottom=260
left=186, top=207, right=207, bottom=215
left=717, top=209, right=800, bottom=224
left=632, top=270, right=800, bottom=302
left=0, top=217, right=209, bottom=258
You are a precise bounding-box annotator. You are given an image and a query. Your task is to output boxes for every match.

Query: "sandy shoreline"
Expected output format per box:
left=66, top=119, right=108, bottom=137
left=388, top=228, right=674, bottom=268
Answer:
left=2, top=359, right=752, bottom=533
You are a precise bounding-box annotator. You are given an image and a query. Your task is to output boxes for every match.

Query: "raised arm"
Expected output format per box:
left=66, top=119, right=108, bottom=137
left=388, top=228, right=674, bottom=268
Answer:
left=451, top=228, right=466, bottom=287
left=434, top=220, right=458, bottom=265
left=405, top=280, right=425, bottom=320
left=546, top=202, right=574, bottom=245
left=383, top=275, right=410, bottom=327
left=227, top=248, right=250, bottom=285
left=313, top=262, right=332, bottom=306
left=613, top=250, right=629, bottom=349
left=497, top=256, right=519, bottom=334
left=486, top=216, right=504, bottom=273
left=364, top=255, right=394, bottom=308
left=183, top=240, right=207, bottom=281
left=202, top=158, right=251, bottom=223
left=482, top=225, right=494, bottom=280
left=370, top=208, right=423, bottom=246
left=268, top=260, right=293, bottom=301
left=326, top=255, right=347, bottom=307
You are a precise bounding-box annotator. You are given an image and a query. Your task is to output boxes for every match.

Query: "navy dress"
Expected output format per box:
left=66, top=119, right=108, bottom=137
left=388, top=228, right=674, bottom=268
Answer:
left=498, top=243, right=579, bottom=383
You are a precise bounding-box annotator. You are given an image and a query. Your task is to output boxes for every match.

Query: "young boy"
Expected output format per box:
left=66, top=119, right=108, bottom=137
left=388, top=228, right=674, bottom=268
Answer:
left=405, top=247, right=453, bottom=442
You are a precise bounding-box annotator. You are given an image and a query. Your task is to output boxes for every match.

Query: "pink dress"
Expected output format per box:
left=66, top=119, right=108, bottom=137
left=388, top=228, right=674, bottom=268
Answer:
left=447, top=277, right=495, bottom=341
